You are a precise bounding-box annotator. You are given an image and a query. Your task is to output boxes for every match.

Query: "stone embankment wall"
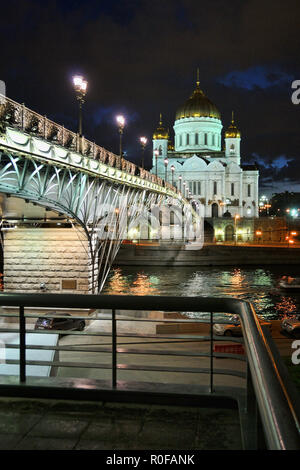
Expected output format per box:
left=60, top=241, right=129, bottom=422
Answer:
left=114, top=242, right=300, bottom=266
left=3, top=228, right=95, bottom=294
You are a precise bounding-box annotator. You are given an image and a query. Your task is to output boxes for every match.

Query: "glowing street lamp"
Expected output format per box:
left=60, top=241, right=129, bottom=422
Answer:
left=139, top=136, right=147, bottom=169
left=116, top=115, right=125, bottom=169
left=170, top=164, right=175, bottom=186
left=164, top=157, right=169, bottom=182
left=72, top=75, right=88, bottom=149
left=178, top=175, right=182, bottom=193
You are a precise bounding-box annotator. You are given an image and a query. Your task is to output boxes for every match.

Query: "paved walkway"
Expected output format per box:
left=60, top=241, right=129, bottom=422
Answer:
left=0, top=397, right=242, bottom=450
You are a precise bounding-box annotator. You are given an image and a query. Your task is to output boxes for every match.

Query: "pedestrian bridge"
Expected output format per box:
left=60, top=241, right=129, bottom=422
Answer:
left=0, top=95, right=202, bottom=292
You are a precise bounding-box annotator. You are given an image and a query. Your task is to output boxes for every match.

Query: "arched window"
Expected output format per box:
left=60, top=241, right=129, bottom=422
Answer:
left=213, top=181, right=217, bottom=195
left=170, top=211, right=175, bottom=225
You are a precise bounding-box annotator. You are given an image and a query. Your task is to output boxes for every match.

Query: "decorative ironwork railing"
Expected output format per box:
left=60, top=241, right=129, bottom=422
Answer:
left=0, top=94, right=167, bottom=189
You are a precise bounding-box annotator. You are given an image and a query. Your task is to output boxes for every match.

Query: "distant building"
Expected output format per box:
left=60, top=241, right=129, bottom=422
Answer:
left=151, top=72, right=259, bottom=219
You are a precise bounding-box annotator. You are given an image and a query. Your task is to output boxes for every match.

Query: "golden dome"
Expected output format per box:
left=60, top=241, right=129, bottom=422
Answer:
left=175, top=71, right=221, bottom=120
left=153, top=113, right=169, bottom=140
left=168, top=139, right=174, bottom=151
left=225, top=112, right=241, bottom=138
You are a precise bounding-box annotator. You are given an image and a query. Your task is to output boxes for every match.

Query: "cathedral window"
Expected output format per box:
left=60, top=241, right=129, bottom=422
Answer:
left=170, top=211, right=175, bottom=225
left=213, top=181, right=217, bottom=195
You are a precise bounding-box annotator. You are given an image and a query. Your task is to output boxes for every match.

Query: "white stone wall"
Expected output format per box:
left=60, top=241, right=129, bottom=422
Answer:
left=3, top=228, right=95, bottom=294
left=173, top=116, right=223, bottom=152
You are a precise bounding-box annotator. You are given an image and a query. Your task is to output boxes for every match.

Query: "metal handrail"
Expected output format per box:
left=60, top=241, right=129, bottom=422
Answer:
left=0, top=292, right=299, bottom=449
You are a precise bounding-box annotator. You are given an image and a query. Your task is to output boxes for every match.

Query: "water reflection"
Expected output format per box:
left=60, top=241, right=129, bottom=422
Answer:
left=102, top=265, right=300, bottom=319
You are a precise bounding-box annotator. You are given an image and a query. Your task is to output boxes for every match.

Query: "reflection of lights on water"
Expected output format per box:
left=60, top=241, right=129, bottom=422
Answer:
left=231, top=268, right=246, bottom=286
left=274, top=297, right=297, bottom=317
left=103, top=269, right=158, bottom=296
left=130, top=273, right=158, bottom=296
left=102, top=267, right=300, bottom=319
left=104, top=268, right=128, bottom=295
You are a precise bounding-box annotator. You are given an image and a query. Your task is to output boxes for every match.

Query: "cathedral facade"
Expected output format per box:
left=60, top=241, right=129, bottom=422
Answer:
left=151, top=74, right=259, bottom=220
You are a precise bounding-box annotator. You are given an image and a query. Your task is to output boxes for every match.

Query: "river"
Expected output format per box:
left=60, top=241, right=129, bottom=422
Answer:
left=101, top=265, right=300, bottom=319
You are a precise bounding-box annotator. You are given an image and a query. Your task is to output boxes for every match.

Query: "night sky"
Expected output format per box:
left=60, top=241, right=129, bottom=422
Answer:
left=2, top=0, right=300, bottom=196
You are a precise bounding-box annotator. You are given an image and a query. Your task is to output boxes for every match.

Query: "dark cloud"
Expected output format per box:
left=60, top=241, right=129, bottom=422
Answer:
left=1, top=0, right=300, bottom=194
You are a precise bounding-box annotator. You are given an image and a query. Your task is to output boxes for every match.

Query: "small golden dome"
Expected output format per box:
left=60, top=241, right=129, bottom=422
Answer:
left=175, top=70, right=221, bottom=120
left=225, top=112, right=241, bottom=138
left=168, top=139, right=174, bottom=151
left=153, top=113, right=169, bottom=140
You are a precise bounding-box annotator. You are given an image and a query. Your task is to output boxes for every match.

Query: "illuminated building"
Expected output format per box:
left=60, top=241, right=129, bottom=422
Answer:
left=151, top=71, right=259, bottom=220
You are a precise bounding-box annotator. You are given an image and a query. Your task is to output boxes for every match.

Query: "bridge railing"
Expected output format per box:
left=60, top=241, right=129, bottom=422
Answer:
left=0, top=94, right=174, bottom=193
left=0, top=293, right=298, bottom=449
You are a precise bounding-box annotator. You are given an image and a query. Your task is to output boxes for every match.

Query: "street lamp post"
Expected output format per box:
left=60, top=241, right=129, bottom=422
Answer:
left=171, top=164, right=175, bottom=187
left=179, top=175, right=182, bottom=193
left=116, top=115, right=125, bottom=169
left=72, top=75, right=88, bottom=152
left=140, top=137, right=147, bottom=169
left=154, top=149, right=159, bottom=177
left=164, top=157, right=169, bottom=183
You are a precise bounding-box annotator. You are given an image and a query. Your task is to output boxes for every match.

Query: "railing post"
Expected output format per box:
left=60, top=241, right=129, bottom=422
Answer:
left=244, top=361, right=265, bottom=449
left=210, top=311, right=214, bottom=393
left=112, top=308, right=117, bottom=388
left=19, top=306, right=26, bottom=383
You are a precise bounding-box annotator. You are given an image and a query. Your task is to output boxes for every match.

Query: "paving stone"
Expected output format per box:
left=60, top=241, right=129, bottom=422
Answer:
left=137, top=420, right=198, bottom=449
left=0, top=434, right=24, bottom=450
left=15, top=436, right=77, bottom=450
left=196, top=422, right=242, bottom=450
left=28, top=416, right=89, bottom=438
left=0, top=412, right=42, bottom=435
left=82, top=418, right=141, bottom=442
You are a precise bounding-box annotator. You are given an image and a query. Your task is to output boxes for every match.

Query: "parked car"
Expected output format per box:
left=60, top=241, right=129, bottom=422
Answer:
left=281, top=315, right=300, bottom=338
left=35, top=312, right=85, bottom=332
left=213, top=314, right=272, bottom=337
